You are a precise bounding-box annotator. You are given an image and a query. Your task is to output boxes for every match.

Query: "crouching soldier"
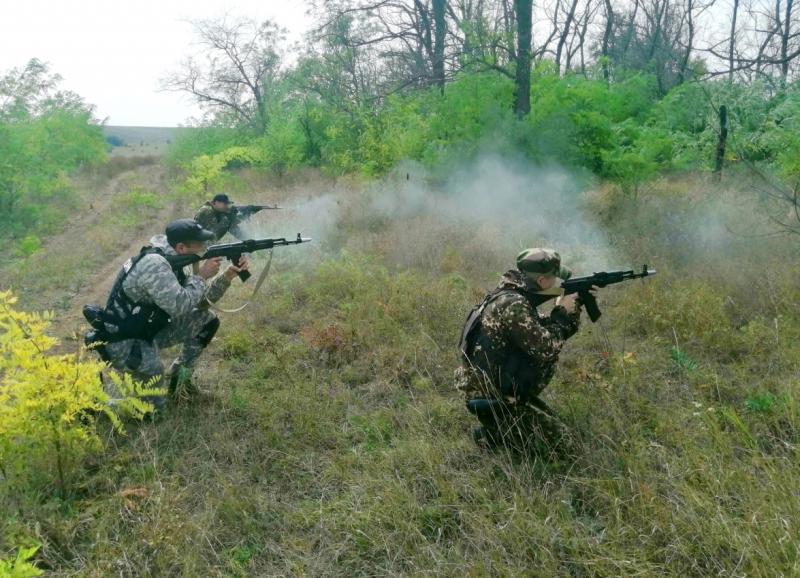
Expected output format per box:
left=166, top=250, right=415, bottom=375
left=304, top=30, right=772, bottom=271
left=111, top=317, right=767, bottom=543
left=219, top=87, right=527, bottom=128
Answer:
left=194, top=193, right=241, bottom=241
left=84, top=219, right=249, bottom=409
left=454, top=248, right=597, bottom=452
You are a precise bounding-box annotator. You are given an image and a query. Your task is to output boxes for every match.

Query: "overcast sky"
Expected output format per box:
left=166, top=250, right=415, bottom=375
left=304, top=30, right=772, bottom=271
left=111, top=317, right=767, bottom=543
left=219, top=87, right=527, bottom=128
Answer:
left=0, top=0, right=312, bottom=126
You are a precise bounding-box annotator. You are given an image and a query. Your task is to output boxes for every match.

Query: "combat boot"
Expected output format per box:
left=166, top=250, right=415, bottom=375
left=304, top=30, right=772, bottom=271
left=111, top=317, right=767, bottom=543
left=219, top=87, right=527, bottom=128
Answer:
left=166, top=363, right=213, bottom=404
left=166, top=364, right=198, bottom=399
left=472, top=426, right=500, bottom=449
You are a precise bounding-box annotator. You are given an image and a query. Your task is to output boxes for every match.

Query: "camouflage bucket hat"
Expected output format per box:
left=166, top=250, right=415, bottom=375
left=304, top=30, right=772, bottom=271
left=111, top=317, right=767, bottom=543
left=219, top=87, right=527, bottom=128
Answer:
left=516, top=248, right=572, bottom=280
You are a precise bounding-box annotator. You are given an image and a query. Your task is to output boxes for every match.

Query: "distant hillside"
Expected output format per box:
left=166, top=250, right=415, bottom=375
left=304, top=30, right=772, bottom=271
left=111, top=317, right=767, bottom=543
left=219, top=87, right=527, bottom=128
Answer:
left=103, top=125, right=195, bottom=157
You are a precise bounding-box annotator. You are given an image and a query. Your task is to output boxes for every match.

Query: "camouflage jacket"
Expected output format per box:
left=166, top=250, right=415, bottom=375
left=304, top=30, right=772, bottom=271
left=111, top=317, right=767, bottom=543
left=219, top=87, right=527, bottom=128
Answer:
left=112, top=234, right=231, bottom=321
left=195, top=203, right=236, bottom=242
left=457, top=269, right=580, bottom=402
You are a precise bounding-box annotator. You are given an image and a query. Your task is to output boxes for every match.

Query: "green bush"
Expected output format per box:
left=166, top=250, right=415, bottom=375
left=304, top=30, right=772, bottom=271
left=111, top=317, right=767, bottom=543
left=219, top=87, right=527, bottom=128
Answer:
left=15, top=235, right=41, bottom=257
left=165, top=126, right=253, bottom=168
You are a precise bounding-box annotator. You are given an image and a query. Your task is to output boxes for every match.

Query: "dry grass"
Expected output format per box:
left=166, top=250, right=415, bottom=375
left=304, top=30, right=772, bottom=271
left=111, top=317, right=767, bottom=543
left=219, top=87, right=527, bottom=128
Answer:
left=3, top=165, right=800, bottom=576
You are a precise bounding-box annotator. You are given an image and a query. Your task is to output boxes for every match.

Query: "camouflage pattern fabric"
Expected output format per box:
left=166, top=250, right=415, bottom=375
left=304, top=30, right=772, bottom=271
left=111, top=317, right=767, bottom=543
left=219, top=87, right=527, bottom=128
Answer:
left=194, top=203, right=236, bottom=242
left=516, top=247, right=573, bottom=289
left=104, top=235, right=231, bottom=386
left=455, top=269, right=581, bottom=447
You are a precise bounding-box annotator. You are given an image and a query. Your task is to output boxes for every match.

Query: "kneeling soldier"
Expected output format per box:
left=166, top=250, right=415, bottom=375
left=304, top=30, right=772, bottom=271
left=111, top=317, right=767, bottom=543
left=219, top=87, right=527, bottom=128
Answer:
left=84, top=219, right=248, bottom=409
left=455, top=248, right=596, bottom=451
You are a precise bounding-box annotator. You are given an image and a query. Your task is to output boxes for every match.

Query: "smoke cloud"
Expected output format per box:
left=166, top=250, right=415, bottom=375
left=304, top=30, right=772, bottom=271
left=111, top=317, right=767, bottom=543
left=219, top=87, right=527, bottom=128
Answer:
left=243, top=154, right=620, bottom=279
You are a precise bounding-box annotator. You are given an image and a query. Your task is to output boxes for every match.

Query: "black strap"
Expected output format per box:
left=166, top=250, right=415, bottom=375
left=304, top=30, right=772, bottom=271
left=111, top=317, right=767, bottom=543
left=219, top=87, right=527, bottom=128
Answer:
left=458, top=287, right=522, bottom=361
left=105, top=246, right=160, bottom=310
left=98, top=246, right=184, bottom=342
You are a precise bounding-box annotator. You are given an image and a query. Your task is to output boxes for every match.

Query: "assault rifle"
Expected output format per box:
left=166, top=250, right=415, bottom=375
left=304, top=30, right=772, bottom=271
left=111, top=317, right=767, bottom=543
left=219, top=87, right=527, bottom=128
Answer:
left=166, top=234, right=311, bottom=282
left=231, top=204, right=281, bottom=222
left=561, top=265, right=656, bottom=322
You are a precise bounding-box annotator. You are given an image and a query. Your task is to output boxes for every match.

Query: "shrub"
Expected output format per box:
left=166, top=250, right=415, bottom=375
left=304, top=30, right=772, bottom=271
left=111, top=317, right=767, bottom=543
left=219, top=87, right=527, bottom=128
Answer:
left=0, top=544, right=43, bottom=577
left=15, top=235, right=41, bottom=257
left=0, top=291, right=158, bottom=500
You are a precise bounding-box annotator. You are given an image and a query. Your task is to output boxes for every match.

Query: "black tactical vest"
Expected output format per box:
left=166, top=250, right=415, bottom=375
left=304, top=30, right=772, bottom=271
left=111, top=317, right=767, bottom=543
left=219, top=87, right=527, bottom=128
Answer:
left=99, top=247, right=186, bottom=342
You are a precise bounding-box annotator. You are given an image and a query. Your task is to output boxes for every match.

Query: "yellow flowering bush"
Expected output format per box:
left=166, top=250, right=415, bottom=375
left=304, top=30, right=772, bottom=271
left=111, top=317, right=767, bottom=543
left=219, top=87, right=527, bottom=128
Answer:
left=183, top=145, right=262, bottom=197
left=0, top=291, right=158, bottom=497
left=0, top=544, right=43, bottom=577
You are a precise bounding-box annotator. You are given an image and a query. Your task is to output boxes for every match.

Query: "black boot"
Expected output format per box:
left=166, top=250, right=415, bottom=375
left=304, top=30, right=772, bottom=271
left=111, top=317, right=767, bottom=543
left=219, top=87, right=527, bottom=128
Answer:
left=472, top=426, right=500, bottom=449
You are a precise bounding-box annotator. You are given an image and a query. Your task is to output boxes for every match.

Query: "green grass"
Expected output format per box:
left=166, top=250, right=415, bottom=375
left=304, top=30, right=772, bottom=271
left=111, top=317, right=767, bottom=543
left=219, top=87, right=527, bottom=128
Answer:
left=3, top=169, right=800, bottom=576
left=0, top=165, right=181, bottom=315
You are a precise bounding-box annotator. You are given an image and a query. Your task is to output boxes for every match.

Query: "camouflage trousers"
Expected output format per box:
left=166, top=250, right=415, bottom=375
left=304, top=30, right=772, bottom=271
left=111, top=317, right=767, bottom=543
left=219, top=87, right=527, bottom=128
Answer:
left=105, top=308, right=219, bottom=386
left=454, top=365, right=568, bottom=451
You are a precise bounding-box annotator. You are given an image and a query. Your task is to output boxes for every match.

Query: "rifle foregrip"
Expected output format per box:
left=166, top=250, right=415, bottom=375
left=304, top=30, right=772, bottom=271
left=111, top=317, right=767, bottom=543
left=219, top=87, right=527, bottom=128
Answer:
left=580, top=291, right=601, bottom=322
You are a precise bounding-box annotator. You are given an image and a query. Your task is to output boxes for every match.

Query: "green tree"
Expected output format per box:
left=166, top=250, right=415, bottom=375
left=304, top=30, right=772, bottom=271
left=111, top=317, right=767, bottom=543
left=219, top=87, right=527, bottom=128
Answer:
left=0, top=59, right=106, bottom=240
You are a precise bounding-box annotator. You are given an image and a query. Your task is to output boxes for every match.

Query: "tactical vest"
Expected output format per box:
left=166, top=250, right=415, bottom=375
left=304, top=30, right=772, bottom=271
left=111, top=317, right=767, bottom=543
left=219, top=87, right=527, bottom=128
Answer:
left=459, top=285, right=555, bottom=401
left=99, top=247, right=186, bottom=342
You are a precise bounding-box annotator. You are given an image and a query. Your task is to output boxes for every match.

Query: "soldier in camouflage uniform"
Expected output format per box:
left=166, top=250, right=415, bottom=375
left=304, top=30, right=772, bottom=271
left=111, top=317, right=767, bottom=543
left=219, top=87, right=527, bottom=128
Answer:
left=86, top=219, right=249, bottom=409
left=194, top=193, right=243, bottom=242
left=455, top=248, right=597, bottom=451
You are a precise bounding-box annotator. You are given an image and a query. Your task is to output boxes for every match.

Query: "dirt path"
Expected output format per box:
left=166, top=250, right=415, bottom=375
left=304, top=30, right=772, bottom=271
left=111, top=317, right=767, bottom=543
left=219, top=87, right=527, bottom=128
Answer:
left=0, top=163, right=338, bottom=354
left=0, top=161, right=184, bottom=350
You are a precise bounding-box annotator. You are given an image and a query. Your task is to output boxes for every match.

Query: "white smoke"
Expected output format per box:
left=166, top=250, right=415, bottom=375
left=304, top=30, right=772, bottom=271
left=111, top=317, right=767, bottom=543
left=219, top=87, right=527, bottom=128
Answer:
left=231, top=154, right=623, bottom=277
left=364, top=155, right=616, bottom=274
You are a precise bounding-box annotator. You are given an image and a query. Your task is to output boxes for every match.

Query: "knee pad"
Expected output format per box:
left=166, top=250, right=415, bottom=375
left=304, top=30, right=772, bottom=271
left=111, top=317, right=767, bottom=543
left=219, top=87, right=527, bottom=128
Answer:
left=196, top=316, right=220, bottom=348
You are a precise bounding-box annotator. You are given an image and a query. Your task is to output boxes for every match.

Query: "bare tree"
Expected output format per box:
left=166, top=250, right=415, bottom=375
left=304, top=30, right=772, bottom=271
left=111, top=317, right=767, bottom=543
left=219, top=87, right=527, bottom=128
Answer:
left=433, top=0, right=448, bottom=91
left=161, top=17, right=286, bottom=132
left=554, top=0, right=582, bottom=74
left=704, top=0, right=800, bottom=82
left=601, top=0, right=615, bottom=81
left=310, top=0, right=453, bottom=95
left=299, top=10, right=386, bottom=113
left=728, top=0, right=740, bottom=81
left=513, top=0, right=533, bottom=115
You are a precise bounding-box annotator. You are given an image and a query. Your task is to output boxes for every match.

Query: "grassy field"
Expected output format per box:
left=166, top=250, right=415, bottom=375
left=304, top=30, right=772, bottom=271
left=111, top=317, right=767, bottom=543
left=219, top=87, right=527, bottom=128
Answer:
left=2, top=159, right=800, bottom=576
left=103, top=126, right=195, bottom=158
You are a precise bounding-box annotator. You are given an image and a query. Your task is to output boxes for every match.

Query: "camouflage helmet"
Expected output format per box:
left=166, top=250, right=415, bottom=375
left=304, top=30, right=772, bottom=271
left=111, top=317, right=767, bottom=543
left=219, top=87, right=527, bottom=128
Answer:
left=516, top=248, right=572, bottom=280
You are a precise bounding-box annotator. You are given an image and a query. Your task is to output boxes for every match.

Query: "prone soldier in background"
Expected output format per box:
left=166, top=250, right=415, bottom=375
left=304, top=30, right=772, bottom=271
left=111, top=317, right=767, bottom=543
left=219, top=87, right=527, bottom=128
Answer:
left=83, top=219, right=249, bottom=410
left=455, top=248, right=597, bottom=453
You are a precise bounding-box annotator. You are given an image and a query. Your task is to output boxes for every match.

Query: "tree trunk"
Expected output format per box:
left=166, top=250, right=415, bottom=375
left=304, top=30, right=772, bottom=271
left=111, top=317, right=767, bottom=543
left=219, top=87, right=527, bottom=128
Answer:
left=555, top=0, right=581, bottom=75
left=621, top=0, right=640, bottom=57
left=780, top=0, right=794, bottom=82
left=715, top=105, right=728, bottom=179
left=677, top=0, right=695, bottom=85
left=513, top=0, right=533, bottom=117
left=503, top=0, right=518, bottom=61
left=602, top=0, right=614, bottom=83
left=728, top=0, right=739, bottom=81
left=433, top=0, right=447, bottom=93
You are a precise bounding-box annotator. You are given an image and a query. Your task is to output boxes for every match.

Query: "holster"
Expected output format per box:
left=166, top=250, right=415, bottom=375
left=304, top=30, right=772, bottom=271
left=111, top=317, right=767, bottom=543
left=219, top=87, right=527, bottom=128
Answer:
left=83, top=304, right=106, bottom=330
left=84, top=330, right=111, bottom=362
left=83, top=305, right=110, bottom=361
